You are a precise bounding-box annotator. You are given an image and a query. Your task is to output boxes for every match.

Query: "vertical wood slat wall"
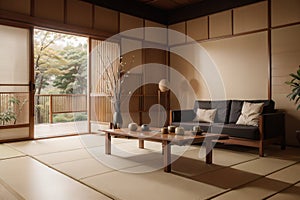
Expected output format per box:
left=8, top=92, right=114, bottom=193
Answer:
left=90, top=40, right=120, bottom=123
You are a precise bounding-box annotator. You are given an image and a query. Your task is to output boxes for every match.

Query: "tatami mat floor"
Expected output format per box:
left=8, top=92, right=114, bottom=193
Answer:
left=0, top=134, right=299, bottom=200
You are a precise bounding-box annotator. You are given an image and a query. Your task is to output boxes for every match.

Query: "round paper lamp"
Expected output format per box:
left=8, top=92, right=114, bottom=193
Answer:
left=159, top=79, right=169, bottom=92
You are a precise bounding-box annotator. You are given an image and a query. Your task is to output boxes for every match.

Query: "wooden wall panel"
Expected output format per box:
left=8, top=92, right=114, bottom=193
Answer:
left=144, top=48, right=166, bottom=65
left=121, top=38, right=143, bottom=72
left=0, top=0, right=30, bottom=15
left=34, top=0, right=64, bottom=22
left=187, top=16, right=208, bottom=41
left=0, top=127, right=29, bottom=140
left=209, top=10, right=232, bottom=38
left=143, top=48, right=167, bottom=95
left=120, top=13, right=144, bottom=39
left=66, top=0, right=92, bottom=28
left=94, top=6, right=118, bottom=34
left=233, top=1, right=268, bottom=34
left=144, top=20, right=167, bottom=44
left=272, top=0, right=300, bottom=27
left=168, top=22, right=186, bottom=45
left=272, top=25, right=300, bottom=146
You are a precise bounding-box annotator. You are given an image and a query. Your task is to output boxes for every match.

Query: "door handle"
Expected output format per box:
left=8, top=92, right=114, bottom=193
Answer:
left=29, top=81, right=35, bottom=92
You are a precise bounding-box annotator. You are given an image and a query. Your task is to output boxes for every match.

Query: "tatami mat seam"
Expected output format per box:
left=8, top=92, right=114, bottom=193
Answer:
left=264, top=180, right=300, bottom=199
left=0, top=155, right=27, bottom=161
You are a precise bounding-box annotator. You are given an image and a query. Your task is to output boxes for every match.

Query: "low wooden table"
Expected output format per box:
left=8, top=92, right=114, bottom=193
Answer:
left=100, top=128, right=227, bottom=173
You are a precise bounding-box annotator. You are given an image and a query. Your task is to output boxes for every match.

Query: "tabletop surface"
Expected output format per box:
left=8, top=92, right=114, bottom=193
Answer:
left=100, top=128, right=225, bottom=144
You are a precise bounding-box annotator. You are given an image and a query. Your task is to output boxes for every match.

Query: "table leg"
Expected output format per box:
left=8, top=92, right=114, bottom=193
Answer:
left=206, top=139, right=213, bottom=164
left=139, top=139, right=144, bottom=149
left=163, top=141, right=171, bottom=172
left=105, top=133, right=111, bottom=155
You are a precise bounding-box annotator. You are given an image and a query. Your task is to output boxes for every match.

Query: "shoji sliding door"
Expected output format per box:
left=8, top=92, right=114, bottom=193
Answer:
left=0, top=24, right=32, bottom=141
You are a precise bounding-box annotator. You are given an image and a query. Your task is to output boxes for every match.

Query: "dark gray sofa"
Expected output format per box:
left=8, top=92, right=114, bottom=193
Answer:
left=170, top=100, right=285, bottom=156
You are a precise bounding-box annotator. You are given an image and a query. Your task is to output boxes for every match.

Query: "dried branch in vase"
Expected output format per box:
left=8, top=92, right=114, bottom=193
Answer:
left=98, top=55, right=134, bottom=112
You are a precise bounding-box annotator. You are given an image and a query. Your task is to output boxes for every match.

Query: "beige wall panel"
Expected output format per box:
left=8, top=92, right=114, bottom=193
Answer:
left=209, top=10, right=232, bottom=38
left=120, top=13, right=144, bottom=39
left=234, top=1, right=268, bottom=34
left=0, top=0, right=30, bottom=15
left=94, top=6, right=118, bottom=34
left=145, top=20, right=167, bottom=44
left=66, top=0, right=92, bottom=28
left=169, top=52, right=210, bottom=109
left=201, top=31, right=269, bottom=99
left=34, top=0, right=64, bottom=22
left=272, top=25, right=300, bottom=146
left=187, top=16, right=208, bottom=41
left=272, top=0, right=300, bottom=27
left=168, top=22, right=186, bottom=45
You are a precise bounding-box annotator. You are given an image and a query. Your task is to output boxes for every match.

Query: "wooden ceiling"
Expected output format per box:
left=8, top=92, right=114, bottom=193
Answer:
left=135, top=0, right=205, bottom=10
left=82, top=0, right=264, bottom=25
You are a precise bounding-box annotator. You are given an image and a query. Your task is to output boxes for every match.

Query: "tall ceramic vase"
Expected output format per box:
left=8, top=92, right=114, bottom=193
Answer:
left=112, top=101, right=122, bottom=129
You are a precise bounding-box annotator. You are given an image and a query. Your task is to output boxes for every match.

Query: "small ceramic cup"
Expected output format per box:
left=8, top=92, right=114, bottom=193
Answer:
left=192, top=125, right=202, bottom=132
left=168, top=125, right=176, bottom=133
left=128, top=123, right=138, bottom=131
left=161, top=127, right=168, bottom=134
left=175, top=127, right=185, bottom=135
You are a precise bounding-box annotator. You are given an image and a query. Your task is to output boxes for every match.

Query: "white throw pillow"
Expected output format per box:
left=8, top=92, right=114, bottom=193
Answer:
left=194, top=108, right=217, bottom=123
left=236, top=102, right=264, bottom=126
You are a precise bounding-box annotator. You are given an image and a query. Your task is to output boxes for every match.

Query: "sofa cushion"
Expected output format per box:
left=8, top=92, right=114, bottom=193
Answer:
left=194, top=108, right=217, bottom=123
left=249, top=100, right=275, bottom=113
left=211, top=123, right=260, bottom=140
left=193, top=100, right=231, bottom=123
left=228, top=100, right=244, bottom=123
left=193, top=101, right=210, bottom=116
left=229, top=100, right=275, bottom=123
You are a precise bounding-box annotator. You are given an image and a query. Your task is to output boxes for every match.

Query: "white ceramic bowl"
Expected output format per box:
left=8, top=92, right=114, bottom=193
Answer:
left=128, top=123, right=138, bottom=131
left=141, top=124, right=149, bottom=131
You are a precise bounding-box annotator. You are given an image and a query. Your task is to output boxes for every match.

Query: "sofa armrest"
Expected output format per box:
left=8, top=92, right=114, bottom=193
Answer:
left=259, top=111, right=285, bottom=139
left=170, top=109, right=195, bottom=123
